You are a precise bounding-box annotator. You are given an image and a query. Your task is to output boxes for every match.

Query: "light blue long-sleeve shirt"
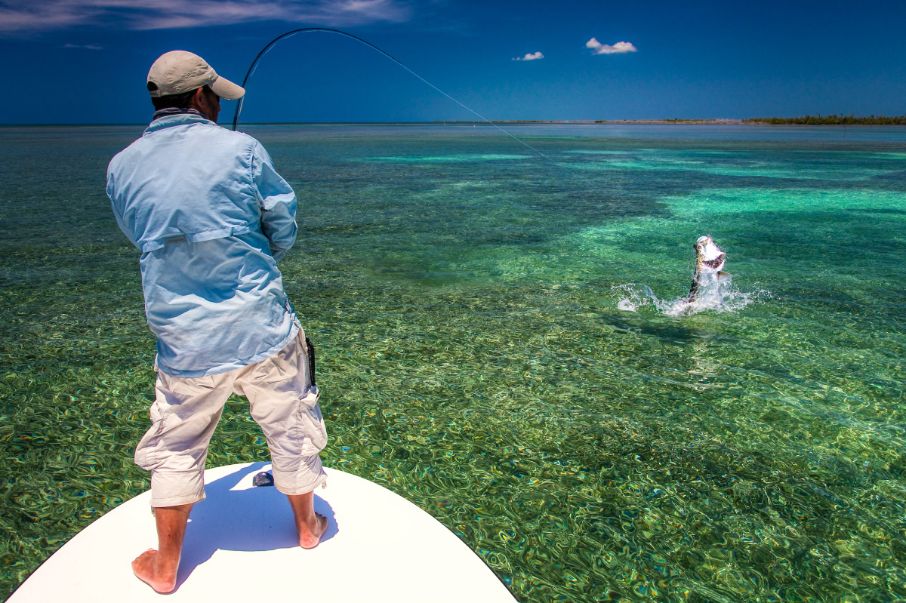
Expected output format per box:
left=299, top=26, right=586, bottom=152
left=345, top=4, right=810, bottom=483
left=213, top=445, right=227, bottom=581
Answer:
left=107, top=111, right=299, bottom=377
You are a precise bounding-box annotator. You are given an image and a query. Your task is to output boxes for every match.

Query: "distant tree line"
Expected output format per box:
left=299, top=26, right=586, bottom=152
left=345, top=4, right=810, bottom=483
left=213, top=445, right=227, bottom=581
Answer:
left=744, top=114, right=906, bottom=125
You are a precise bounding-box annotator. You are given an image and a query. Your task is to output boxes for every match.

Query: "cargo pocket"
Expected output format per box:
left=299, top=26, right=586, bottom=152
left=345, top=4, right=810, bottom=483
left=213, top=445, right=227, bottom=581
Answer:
left=136, top=403, right=168, bottom=470
left=135, top=372, right=174, bottom=469
left=147, top=371, right=177, bottom=432
left=295, top=385, right=328, bottom=456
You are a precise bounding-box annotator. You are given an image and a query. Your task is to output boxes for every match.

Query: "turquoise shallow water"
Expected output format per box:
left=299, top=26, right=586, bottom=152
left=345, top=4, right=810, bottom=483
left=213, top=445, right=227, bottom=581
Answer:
left=1, top=124, right=904, bottom=601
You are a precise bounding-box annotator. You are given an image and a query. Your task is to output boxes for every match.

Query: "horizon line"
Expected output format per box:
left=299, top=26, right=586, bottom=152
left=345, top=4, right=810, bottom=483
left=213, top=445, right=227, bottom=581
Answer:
left=2, top=116, right=905, bottom=128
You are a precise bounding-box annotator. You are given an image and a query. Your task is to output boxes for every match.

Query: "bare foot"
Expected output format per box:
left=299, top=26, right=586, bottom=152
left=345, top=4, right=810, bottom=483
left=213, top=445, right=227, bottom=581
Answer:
left=298, top=513, right=328, bottom=549
left=132, top=549, right=178, bottom=594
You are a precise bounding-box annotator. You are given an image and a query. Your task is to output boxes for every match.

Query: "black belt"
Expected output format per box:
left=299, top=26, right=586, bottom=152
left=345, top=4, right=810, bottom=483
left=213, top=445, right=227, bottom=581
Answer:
left=305, top=336, right=317, bottom=387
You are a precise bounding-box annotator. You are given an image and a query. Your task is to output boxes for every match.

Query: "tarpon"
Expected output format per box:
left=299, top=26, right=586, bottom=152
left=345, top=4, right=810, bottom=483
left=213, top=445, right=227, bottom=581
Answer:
left=688, top=235, right=729, bottom=302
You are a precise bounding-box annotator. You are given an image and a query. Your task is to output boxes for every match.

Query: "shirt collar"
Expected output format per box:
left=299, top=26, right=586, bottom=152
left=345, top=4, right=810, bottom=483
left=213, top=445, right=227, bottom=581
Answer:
left=144, top=108, right=214, bottom=134
left=152, top=107, right=204, bottom=121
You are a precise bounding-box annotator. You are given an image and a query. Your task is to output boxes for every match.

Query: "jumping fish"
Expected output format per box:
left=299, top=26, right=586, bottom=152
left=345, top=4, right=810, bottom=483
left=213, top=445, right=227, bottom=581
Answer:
left=688, top=235, right=729, bottom=302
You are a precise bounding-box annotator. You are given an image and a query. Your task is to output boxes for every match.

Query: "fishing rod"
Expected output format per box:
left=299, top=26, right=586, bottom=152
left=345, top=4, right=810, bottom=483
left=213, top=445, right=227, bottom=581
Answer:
left=231, top=27, right=546, bottom=159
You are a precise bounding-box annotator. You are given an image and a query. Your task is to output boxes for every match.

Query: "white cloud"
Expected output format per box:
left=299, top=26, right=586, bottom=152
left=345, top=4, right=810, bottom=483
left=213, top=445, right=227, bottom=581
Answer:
left=586, top=37, right=637, bottom=55
left=64, top=43, right=103, bottom=50
left=0, top=0, right=410, bottom=33
left=513, top=51, right=544, bottom=62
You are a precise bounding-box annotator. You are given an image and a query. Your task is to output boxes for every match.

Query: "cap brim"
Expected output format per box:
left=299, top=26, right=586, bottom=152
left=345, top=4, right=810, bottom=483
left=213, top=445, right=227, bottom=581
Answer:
left=210, top=75, right=245, bottom=100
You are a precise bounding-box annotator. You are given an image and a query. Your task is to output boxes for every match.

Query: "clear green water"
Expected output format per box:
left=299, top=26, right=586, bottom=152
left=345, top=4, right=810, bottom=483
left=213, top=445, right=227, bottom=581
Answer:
left=1, top=124, right=904, bottom=601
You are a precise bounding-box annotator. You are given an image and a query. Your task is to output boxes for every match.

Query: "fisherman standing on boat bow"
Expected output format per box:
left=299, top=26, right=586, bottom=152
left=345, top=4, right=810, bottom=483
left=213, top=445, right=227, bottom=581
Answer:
left=106, top=50, right=328, bottom=594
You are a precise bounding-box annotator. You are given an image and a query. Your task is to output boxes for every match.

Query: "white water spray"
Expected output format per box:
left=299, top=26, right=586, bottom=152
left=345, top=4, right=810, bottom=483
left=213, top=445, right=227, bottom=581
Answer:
left=613, top=279, right=761, bottom=316
left=614, top=236, right=766, bottom=316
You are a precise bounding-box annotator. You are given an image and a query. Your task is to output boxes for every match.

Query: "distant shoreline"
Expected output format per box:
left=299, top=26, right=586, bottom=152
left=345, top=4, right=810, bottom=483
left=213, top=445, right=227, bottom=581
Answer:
left=2, top=116, right=905, bottom=127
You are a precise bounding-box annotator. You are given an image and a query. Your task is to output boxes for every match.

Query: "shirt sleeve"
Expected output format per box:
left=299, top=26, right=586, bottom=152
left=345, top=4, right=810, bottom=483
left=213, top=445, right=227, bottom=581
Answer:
left=106, top=162, right=139, bottom=249
left=251, top=141, right=297, bottom=261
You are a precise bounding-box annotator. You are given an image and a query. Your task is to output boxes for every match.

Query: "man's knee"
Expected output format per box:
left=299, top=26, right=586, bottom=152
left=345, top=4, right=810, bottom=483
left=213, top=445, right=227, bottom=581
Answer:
left=150, top=470, right=206, bottom=507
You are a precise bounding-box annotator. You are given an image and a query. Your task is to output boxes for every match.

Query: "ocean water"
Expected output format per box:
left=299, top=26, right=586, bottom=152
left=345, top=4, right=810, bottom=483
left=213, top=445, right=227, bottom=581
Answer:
left=1, top=124, right=904, bottom=601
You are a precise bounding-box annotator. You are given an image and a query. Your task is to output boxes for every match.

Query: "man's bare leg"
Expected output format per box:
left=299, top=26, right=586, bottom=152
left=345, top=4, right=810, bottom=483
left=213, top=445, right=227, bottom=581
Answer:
left=286, top=492, right=327, bottom=549
left=132, top=503, right=193, bottom=593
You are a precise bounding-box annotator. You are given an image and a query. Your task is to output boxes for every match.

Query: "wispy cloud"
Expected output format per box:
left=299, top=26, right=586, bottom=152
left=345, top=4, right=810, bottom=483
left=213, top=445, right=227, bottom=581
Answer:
left=586, top=37, right=637, bottom=55
left=513, top=51, right=543, bottom=62
left=0, top=0, right=410, bottom=34
left=64, top=43, right=102, bottom=50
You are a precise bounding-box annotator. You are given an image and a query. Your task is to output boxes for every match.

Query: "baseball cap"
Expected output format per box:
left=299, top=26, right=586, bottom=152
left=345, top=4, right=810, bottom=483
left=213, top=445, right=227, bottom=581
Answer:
left=147, top=50, right=245, bottom=100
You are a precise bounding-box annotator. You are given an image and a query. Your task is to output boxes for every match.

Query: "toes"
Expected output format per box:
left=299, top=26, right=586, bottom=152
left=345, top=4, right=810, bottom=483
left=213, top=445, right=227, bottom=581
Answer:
left=132, top=549, right=156, bottom=567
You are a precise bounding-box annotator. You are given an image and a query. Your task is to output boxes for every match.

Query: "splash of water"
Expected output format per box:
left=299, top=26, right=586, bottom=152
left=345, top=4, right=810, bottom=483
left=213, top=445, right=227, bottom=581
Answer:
left=613, top=277, right=764, bottom=316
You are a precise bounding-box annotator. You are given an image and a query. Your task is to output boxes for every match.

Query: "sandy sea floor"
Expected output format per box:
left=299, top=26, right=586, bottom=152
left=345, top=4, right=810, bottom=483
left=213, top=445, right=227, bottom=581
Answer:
left=1, top=124, right=904, bottom=601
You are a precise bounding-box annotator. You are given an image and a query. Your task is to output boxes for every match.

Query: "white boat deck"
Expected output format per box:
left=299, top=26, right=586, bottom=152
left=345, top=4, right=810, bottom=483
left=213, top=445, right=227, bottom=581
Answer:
left=9, top=463, right=517, bottom=602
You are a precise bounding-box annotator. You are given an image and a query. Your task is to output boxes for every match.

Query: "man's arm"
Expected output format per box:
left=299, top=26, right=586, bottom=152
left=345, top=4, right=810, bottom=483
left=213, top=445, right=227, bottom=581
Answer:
left=251, top=142, right=297, bottom=261
left=106, top=164, right=140, bottom=249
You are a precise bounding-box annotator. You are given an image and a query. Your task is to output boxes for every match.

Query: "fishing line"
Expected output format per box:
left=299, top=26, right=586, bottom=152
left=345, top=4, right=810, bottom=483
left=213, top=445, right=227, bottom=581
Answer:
left=231, top=27, right=547, bottom=160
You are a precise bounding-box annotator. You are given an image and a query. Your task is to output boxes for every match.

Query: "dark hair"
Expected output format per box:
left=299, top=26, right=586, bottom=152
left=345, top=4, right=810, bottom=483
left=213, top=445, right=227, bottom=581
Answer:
left=150, top=90, right=196, bottom=110
left=148, top=83, right=208, bottom=110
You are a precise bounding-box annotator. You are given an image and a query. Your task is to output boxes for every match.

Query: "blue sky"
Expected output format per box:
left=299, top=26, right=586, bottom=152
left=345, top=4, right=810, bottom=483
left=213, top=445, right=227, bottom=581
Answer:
left=1, top=0, right=904, bottom=124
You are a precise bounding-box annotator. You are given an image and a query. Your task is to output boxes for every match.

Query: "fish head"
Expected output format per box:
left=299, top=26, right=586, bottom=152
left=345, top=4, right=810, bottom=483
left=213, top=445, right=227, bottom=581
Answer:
left=694, top=235, right=726, bottom=274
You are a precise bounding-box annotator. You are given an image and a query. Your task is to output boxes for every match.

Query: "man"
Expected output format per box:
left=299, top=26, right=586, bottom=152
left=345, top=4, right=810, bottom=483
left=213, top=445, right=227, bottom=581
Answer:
left=106, top=50, right=328, bottom=594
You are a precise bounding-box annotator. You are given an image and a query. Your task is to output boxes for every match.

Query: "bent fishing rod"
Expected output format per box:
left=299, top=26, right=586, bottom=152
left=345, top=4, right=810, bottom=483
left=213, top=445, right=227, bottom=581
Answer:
left=231, top=27, right=546, bottom=160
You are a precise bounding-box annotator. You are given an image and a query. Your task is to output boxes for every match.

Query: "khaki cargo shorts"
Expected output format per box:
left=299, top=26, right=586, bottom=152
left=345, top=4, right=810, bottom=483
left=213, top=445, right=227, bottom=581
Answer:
left=135, top=330, right=327, bottom=507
